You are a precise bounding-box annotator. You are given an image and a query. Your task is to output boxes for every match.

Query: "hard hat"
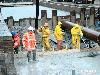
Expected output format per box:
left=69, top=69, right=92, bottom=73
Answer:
left=11, top=31, right=16, bottom=36
left=58, top=21, right=62, bottom=25
left=44, top=22, right=48, bottom=26
left=28, top=26, right=35, bottom=31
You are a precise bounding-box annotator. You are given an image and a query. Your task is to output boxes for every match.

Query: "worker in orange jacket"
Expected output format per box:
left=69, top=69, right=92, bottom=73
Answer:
left=11, top=31, right=20, bottom=54
left=22, top=26, right=36, bottom=62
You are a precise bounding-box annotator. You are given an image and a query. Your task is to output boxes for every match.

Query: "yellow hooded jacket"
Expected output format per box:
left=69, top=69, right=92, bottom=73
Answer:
left=71, top=24, right=83, bottom=36
left=54, top=21, right=63, bottom=40
left=71, top=24, right=83, bottom=48
left=39, top=26, right=50, bottom=50
left=39, top=27, right=50, bottom=38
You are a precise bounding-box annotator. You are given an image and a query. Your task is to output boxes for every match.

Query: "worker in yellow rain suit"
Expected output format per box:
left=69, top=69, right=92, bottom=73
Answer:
left=71, top=24, right=83, bottom=49
left=54, top=21, right=64, bottom=50
left=39, top=22, right=50, bottom=51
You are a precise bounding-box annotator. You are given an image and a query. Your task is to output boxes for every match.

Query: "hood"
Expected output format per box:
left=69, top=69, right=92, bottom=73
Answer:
left=74, top=24, right=80, bottom=28
left=58, top=21, right=62, bottom=25
left=58, top=21, right=62, bottom=27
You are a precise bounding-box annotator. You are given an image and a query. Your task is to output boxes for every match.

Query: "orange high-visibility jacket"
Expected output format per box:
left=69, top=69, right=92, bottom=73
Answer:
left=22, top=31, right=36, bottom=51
left=13, top=33, right=20, bottom=48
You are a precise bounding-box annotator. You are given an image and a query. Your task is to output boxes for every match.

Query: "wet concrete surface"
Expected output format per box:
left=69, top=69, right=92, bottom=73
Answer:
left=14, top=49, right=100, bottom=75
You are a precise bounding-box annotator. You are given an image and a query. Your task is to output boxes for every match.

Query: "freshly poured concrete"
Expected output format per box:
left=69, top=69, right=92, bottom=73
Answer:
left=14, top=50, right=99, bottom=75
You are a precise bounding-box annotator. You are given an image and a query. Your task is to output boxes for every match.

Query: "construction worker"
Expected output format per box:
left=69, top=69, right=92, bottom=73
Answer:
left=39, top=22, right=50, bottom=51
left=54, top=21, right=64, bottom=50
left=11, top=31, right=20, bottom=54
left=11, top=31, right=16, bottom=39
left=71, top=23, right=83, bottom=49
left=22, top=26, right=36, bottom=62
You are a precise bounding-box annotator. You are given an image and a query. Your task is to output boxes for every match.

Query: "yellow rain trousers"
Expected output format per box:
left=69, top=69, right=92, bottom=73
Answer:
left=71, top=24, right=83, bottom=49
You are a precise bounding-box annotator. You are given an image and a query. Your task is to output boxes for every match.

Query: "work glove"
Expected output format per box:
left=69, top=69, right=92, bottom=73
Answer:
left=80, top=36, right=83, bottom=39
left=40, top=26, right=43, bottom=29
left=38, top=26, right=43, bottom=32
left=62, top=32, right=65, bottom=35
left=78, top=32, right=81, bottom=36
left=78, top=32, right=82, bottom=38
left=23, top=45, right=26, bottom=49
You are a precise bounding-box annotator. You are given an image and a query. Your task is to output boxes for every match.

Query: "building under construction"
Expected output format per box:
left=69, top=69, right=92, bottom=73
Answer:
left=0, top=0, right=100, bottom=75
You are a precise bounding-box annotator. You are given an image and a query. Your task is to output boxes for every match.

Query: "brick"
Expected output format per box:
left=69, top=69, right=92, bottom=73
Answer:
left=3, top=36, right=12, bottom=40
left=0, top=36, right=3, bottom=40
left=1, top=66, right=7, bottom=75
left=0, top=60, right=5, bottom=65
left=0, top=53, right=5, bottom=65
left=3, top=48, right=13, bottom=53
left=3, top=40, right=13, bottom=46
left=0, top=72, right=3, bottom=75
left=0, top=44, right=4, bottom=49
